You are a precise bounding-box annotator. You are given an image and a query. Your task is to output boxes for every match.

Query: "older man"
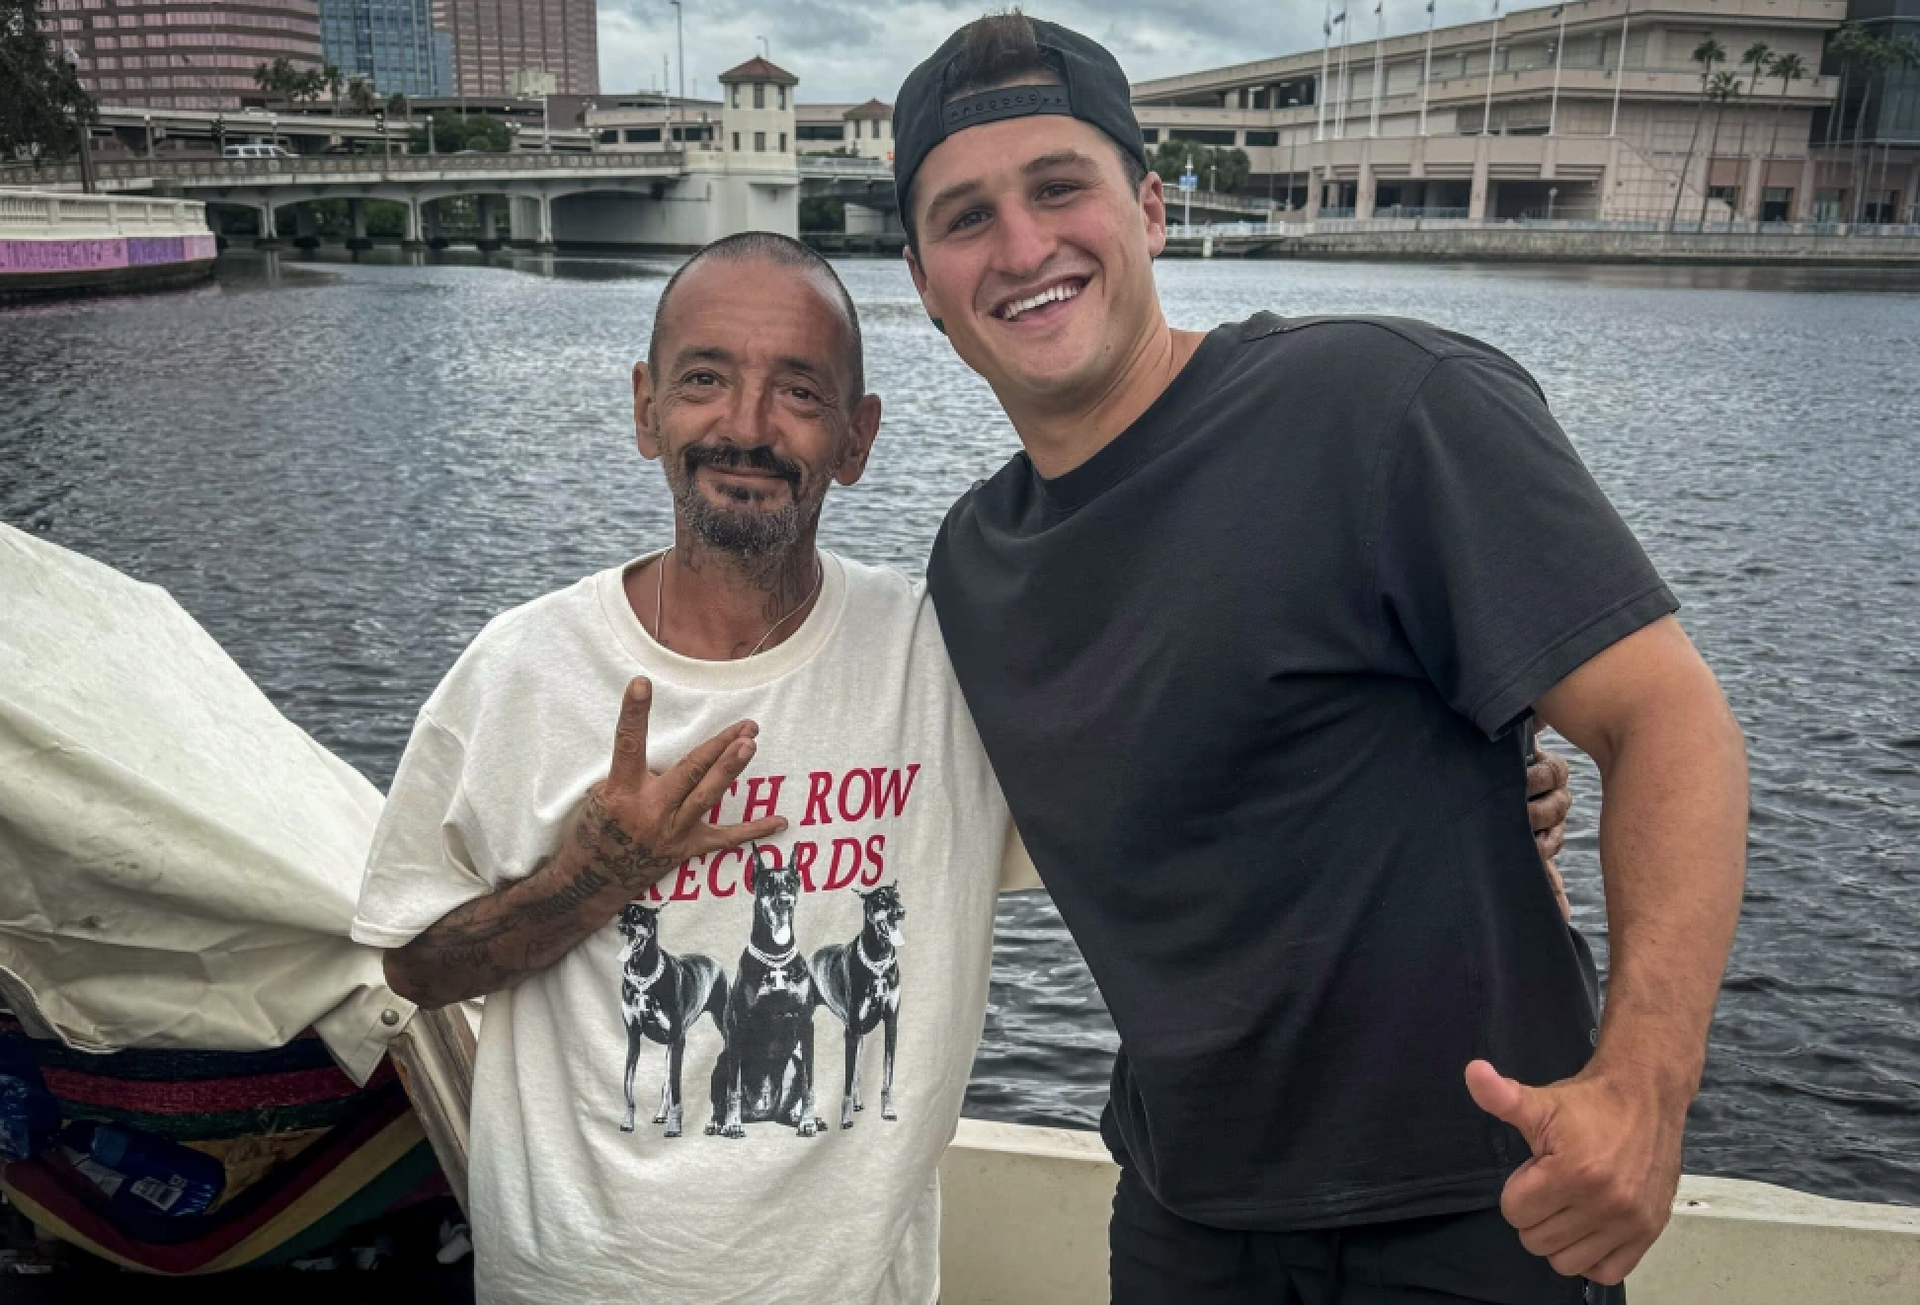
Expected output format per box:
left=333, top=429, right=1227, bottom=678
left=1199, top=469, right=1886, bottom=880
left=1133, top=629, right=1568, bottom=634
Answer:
left=352, top=233, right=1028, bottom=1304
left=900, top=13, right=1747, bottom=1305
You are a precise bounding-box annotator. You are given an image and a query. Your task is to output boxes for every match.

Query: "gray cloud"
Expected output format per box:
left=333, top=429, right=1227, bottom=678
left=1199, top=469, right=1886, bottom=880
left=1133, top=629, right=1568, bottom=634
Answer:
left=597, top=2, right=1509, bottom=104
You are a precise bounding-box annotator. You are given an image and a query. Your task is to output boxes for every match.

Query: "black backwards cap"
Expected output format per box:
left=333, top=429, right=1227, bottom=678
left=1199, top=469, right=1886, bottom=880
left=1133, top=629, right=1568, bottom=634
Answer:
left=892, top=17, right=1146, bottom=222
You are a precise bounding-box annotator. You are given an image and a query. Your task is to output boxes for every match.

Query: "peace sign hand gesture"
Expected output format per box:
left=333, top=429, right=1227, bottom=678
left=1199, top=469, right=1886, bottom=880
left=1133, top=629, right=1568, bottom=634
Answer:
left=574, top=676, right=789, bottom=894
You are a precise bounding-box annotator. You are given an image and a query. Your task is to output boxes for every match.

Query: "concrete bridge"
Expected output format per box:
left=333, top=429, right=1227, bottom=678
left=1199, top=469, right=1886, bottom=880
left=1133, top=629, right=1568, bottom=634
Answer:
left=5, top=151, right=895, bottom=251
left=5, top=150, right=1279, bottom=250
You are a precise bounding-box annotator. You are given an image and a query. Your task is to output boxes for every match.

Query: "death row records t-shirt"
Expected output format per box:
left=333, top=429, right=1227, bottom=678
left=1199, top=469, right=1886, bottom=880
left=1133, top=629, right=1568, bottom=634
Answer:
left=928, top=313, right=1679, bottom=1232
left=351, top=551, right=1016, bottom=1305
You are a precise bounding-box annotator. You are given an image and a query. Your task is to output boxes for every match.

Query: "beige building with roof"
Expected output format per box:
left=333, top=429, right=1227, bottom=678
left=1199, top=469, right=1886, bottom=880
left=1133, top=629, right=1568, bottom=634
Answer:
left=796, top=99, right=896, bottom=157
left=1129, top=0, right=1905, bottom=224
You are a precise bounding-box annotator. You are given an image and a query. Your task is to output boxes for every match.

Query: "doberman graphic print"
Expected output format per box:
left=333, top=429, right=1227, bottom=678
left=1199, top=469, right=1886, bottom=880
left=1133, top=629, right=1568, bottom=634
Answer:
left=617, top=843, right=908, bottom=1140
left=354, top=556, right=1015, bottom=1305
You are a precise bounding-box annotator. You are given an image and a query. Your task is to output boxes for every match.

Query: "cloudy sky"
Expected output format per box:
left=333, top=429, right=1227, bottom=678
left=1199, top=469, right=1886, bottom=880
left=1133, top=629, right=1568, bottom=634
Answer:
left=597, top=1, right=1515, bottom=105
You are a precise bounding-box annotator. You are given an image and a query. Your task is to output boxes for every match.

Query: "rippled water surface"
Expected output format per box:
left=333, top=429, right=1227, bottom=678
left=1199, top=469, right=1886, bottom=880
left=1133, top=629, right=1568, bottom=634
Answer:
left=3, top=251, right=1916, bottom=1208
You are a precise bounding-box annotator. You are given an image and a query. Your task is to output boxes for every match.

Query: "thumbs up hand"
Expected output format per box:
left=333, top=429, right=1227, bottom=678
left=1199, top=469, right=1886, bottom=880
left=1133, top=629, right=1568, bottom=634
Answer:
left=1464, top=1059, right=1685, bottom=1286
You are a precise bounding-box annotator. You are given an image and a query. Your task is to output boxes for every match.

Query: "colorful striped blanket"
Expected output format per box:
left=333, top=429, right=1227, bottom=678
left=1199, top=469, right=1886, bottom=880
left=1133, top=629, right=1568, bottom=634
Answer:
left=0, top=1016, right=443, bottom=1274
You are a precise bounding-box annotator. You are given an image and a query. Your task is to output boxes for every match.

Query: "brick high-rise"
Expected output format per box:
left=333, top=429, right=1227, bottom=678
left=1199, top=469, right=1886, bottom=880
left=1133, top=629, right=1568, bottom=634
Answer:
left=47, top=0, right=327, bottom=111
left=431, top=0, right=598, bottom=97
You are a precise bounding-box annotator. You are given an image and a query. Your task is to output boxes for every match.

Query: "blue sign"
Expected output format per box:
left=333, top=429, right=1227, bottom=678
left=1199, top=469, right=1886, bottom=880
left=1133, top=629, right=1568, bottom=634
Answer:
left=1178, top=170, right=1198, bottom=192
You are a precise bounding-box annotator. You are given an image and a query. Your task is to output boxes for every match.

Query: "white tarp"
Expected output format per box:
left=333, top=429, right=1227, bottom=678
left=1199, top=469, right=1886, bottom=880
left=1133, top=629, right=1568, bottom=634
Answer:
left=0, top=523, right=411, bottom=1085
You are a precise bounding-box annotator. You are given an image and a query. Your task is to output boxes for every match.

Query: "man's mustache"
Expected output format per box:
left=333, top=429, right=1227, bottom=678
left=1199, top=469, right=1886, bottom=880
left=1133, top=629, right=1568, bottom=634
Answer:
left=682, top=442, right=803, bottom=489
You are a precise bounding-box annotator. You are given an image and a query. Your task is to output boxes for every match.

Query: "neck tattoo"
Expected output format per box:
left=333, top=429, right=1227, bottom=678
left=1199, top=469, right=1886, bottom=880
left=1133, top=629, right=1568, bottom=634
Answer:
left=653, top=545, right=824, bottom=660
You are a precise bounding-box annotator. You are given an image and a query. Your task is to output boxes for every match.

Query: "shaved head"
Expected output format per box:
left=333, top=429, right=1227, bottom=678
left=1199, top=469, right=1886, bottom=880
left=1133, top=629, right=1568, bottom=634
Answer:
left=648, top=231, right=865, bottom=403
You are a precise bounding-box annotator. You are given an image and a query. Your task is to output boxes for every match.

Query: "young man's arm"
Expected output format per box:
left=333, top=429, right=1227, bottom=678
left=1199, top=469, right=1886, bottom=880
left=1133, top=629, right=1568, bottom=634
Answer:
left=382, top=677, right=788, bottom=1009
left=1466, top=615, right=1748, bottom=1285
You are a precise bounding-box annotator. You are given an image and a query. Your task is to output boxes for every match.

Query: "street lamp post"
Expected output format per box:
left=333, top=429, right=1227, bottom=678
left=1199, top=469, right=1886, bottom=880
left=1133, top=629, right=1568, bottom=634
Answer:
left=63, top=47, right=97, bottom=193
left=1547, top=185, right=1558, bottom=220
left=143, top=113, right=154, bottom=160
left=669, top=0, right=686, bottom=152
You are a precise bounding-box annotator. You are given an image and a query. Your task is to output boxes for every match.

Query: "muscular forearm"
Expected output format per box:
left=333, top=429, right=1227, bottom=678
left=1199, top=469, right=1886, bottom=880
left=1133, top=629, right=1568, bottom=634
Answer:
left=384, top=793, right=677, bottom=1009
left=1542, top=636, right=1748, bottom=1107
left=1588, top=694, right=1747, bottom=1102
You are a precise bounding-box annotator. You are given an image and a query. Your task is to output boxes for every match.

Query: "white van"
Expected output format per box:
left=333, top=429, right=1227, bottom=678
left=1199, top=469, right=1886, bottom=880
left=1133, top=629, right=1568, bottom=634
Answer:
left=222, top=144, right=296, bottom=160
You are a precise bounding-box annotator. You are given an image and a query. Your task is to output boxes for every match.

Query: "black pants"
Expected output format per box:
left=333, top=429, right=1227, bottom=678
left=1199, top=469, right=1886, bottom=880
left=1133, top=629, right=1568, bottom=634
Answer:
left=1111, top=1167, right=1626, bottom=1305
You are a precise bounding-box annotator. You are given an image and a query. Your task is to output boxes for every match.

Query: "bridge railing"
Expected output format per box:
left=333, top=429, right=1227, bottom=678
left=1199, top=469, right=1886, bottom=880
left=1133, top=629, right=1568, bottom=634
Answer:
left=1166, top=217, right=1920, bottom=241
left=797, top=156, right=892, bottom=178
left=0, top=189, right=209, bottom=240
left=3, top=150, right=687, bottom=189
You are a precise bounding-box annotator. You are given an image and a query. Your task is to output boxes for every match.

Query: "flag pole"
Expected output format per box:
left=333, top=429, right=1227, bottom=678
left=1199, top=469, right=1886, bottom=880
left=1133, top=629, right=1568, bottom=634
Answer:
left=1609, top=3, right=1631, bottom=138
left=1420, top=0, right=1437, bottom=137
left=1548, top=5, right=1569, bottom=136
left=1335, top=5, right=1352, bottom=139
left=1482, top=1, right=1502, bottom=137
left=1369, top=2, right=1386, bottom=139
left=1318, top=1, right=1332, bottom=141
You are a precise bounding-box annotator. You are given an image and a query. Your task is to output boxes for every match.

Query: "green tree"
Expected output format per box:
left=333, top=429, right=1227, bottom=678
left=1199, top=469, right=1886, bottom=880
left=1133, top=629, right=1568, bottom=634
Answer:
left=1764, top=52, right=1806, bottom=165
left=386, top=92, right=410, bottom=121
left=0, top=0, right=96, bottom=166
left=1149, top=140, right=1251, bottom=196
left=1697, top=70, right=1741, bottom=230
left=408, top=109, right=511, bottom=154
left=345, top=77, right=378, bottom=117
left=1669, top=36, right=1726, bottom=229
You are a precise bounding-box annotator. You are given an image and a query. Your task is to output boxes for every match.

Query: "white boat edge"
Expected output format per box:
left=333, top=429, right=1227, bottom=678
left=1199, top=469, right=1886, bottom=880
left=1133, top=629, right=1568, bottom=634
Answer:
left=937, top=1118, right=1920, bottom=1304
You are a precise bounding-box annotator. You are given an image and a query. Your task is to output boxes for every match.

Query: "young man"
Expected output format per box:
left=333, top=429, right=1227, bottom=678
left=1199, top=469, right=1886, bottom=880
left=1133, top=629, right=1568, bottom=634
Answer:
left=352, top=229, right=1576, bottom=1304
left=899, top=15, right=1748, bottom=1305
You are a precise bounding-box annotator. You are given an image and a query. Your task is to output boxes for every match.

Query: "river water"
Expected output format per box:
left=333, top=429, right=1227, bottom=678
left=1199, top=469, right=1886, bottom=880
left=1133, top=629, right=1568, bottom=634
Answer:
left=2, top=250, right=1916, bottom=1210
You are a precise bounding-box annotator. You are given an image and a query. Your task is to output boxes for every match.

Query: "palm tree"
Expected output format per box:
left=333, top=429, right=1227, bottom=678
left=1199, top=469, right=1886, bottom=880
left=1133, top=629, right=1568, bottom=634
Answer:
left=1869, top=36, right=1919, bottom=222
left=1669, top=36, right=1726, bottom=230
left=1734, top=42, right=1772, bottom=218
left=1762, top=52, right=1807, bottom=221
left=1828, top=22, right=1884, bottom=222
left=346, top=78, right=378, bottom=117
left=1698, top=71, right=1742, bottom=230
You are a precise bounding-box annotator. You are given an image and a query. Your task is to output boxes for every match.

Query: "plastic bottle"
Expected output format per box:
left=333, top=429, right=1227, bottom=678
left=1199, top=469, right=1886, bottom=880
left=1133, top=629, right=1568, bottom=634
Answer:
left=0, top=1040, right=60, bottom=1160
left=60, top=1121, right=225, bottom=1218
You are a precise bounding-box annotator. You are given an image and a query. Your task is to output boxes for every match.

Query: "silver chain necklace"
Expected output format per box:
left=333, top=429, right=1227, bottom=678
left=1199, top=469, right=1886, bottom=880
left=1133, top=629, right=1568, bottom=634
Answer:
left=653, top=546, right=823, bottom=660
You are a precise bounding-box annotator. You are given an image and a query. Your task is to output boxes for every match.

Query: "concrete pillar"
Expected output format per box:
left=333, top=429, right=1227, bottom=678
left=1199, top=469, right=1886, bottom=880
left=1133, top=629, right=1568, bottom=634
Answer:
left=422, top=202, right=440, bottom=242
left=1469, top=137, right=1491, bottom=221
left=1743, top=155, right=1766, bottom=221
left=1356, top=158, right=1377, bottom=220
left=1304, top=166, right=1323, bottom=220
left=401, top=198, right=425, bottom=248
left=1902, top=159, right=1918, bottom=224
left=535, top=192, right=555, bottom=250
left=1795, top=155, right=1818, bottom=221
left=478, top=195, right=500, bottom=248
left=346, top=198, right=370, bottom=250
left=256, top=201, right=280, bottom=247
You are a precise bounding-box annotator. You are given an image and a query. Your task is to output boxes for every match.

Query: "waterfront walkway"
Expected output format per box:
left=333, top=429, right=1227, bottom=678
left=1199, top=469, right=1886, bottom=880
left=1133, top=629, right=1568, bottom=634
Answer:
left=1165, top=217, right=1920, bottom=264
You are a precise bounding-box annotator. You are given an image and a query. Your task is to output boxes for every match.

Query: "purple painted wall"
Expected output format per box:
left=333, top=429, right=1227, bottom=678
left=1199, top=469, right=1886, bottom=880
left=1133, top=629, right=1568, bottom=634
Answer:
left=0, top=234, right=217, bottom=275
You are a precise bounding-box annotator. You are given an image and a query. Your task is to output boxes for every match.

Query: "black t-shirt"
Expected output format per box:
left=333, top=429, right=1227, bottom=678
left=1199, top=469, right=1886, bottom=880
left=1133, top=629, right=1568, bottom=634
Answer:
left=929, top=313, right=1678, bottom=1231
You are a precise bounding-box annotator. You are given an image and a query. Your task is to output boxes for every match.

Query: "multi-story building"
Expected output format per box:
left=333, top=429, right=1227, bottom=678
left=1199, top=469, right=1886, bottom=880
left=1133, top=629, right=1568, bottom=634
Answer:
left=1129, top=0, right=1911, bottom=224
left=795, top=99, right=895, bottom=157
left=430, top=0, right=597, bottom=98
left=318, top=0, right=446, bottom=98
left=1815, top=0, right=1920, bottom=220
left=716, top=56, right=796, bottom=156
left=47, top=0, right=326, bottom=111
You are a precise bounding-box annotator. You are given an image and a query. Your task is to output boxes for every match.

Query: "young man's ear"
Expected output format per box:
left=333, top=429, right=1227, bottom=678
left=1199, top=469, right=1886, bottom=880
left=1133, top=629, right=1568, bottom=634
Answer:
left=903, top=246, right=943, bottom=333
left=835, top=393, right=884, bottom=488
left=632, top=360, right=661, bottom=459
left=1140, top=170, right=1169, bottom=258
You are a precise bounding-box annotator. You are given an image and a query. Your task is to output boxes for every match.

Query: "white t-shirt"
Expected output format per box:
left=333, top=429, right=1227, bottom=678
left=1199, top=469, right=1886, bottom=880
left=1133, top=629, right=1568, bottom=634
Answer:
left=351, top=551, right=1017, bottom=1305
